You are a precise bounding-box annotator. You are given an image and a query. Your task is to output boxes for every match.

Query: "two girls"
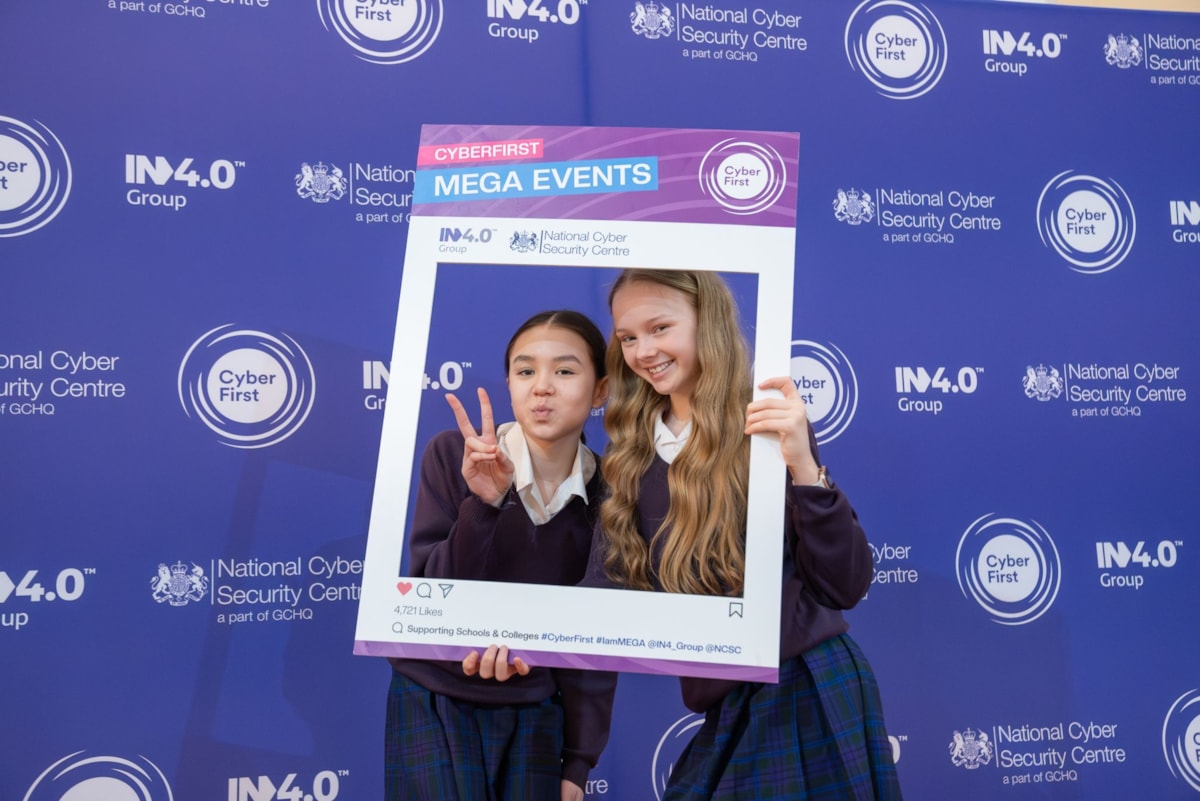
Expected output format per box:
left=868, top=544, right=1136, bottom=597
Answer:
left=386, top=310, right=617, bottom=801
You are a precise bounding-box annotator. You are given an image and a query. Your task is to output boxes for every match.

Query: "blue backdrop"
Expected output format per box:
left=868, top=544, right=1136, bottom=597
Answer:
left=3, top=1, right=1199, bottom=799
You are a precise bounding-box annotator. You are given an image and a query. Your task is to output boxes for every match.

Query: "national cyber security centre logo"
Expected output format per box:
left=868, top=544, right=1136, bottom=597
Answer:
left=949, top=727, right=994, bottom=770
left=698, top=139, right=788, bottom=215
left=790, top=341, right=859, bottom=445
left=151, top=561, right=209, bottom=606
left=178, top=325, right=316, bottom=448
left=317, top=0, right=443, bottom=64
left=0, top=116, right=72, bottom=238
left=1037, top=170, right=1136, bottom=274
left=296, top=162, right=348, bottom=203
left=1105, top=33, right=1143, bottom=69
left=834, top=188, right=875, bottom=225
left=23, top=752, right=174, bottom=801
left=1023, top=364, right=1064, bottom=402
left=1163, top=689, right=1200, bottom=793
left=956, top=514, right=1061, bottom=625
left=631, top=2, right=674, bottom=40
left=844, top=0, right=948, bottom=100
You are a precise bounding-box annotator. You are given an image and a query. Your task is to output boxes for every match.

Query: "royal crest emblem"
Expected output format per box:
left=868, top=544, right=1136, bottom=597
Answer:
left=950, top=728, right=994, bottom=769
left=151, top=561, right=208, bottom=607
left=295, top=162, right=347, bottom=203
left=1023, top=364, right=1064, bottom=401
left=833, top=188, right=875, bottom=225
left=510, top=230, right=539, bottom=253
left=631, top=1, right=674, bottom=40
left=1104, top=34, right=1143, bottom=68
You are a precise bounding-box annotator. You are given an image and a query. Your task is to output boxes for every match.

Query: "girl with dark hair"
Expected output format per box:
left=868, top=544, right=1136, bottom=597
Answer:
left=589, top=269, right=902, bottom=800
left=385, top=310, right=616, bottom=801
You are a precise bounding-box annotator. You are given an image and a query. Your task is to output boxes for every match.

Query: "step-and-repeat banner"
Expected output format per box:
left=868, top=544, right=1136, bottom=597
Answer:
left=3, top=1, right=1198, bottom=799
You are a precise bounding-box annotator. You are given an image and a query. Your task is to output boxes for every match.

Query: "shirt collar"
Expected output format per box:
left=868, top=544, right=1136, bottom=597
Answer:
left=652, top=413, right=692, bottom=465
left=497, top=422, right=595, bottom=524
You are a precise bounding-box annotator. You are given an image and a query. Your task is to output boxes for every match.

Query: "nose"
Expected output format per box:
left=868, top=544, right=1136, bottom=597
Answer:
left=533, top=372, right=554, bottom=394
left=635, top=338, right=657, bottom=363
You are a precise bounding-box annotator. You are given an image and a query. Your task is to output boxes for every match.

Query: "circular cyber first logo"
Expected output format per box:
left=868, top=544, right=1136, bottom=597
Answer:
left=956, top=514, right=1061, bottom=625
left=844, top=0, right=948, bottom=100
left=1163, top=689, right=1200, bottom=793
left=24, top=752, right=173, bottom=801
left=698, top=139, right=788, bottom=215
left=0, top=117, right=72, bottom=238
left=178, top=325, right=316, bottom=449
left=789, top=340, right=859, bottom=445
left=651, top=713, right=705, bottom=801
left=1037, top=171, right=1136, bottom=274
left=317, top=0, right=443, bottom=64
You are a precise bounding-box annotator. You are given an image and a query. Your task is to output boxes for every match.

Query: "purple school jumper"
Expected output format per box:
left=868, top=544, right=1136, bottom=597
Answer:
left=388, top=430, right=616, bottom=794
left=581, top=433, right=902, bottom=800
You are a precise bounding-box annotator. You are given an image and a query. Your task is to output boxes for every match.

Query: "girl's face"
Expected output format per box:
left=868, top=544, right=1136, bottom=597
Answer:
left=506, top=325, right=606, bottom=449
left=611, top=280, right=699, bottom=406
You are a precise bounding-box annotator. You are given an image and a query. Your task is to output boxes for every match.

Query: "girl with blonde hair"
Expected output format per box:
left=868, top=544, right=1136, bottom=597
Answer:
left=586, top=269, right=902, bottom=800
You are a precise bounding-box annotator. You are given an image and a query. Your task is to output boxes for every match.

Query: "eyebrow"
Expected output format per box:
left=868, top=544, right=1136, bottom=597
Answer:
left=613, top=314, right=674, bottom=335
left=511, top=354, right=584, bottom=364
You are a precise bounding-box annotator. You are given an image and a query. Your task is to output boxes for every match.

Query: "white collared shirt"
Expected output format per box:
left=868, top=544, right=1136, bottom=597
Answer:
left=653, top=413, right=692, bottom=465
left=495, top=422, right=596, bottom=525
left=652, top=413, right=825, bottom=487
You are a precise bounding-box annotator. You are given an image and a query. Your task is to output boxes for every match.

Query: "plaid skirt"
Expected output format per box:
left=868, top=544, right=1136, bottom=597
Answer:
left=384, top=670, right=564, bottom=801
left=665, top=634, right=903, bottom=801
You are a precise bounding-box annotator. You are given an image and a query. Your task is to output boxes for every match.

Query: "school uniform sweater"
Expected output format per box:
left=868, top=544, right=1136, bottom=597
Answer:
left=583, top=450, right=872, bottom=714
left=390, top=429, right=616, bottom=787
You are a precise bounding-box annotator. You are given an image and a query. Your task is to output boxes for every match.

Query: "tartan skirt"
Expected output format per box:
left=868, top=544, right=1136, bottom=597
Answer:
left=384, top=670, right=564, bottom=801
left=665, top=633, right=903, bottom=801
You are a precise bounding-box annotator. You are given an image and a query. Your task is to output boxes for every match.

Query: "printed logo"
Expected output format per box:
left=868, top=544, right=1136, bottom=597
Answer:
left=956, top=514, right=1061, bottom=625
left=487, top=0, right=586, bottom=44
left=895, top=365, right=983, bottom=416
left=1036, top=171, right=1136, bottom=274
left=510, top=230, right=538, bottom=252
left=1163, top=689, right=1200, bottom=793
left=1105, top=34, right=1143, bottom=68
left=1171, top=200, right=1200, bottom=244
left=24, top=752, right=173, bottom=801
left=296, top=162, right=348, bottom=203
left=698, top=139, right=787, bottom=215
left=1023, top=364, right=1064, bottom=401
left=151, top=561, right=209, bottom=606
left=651, top=713, right=704, bottom=801
left=631, top=2, right=675, bottom=40
left=317, top=0, right=443, bottom=64
left=125, top=153, right=243, bottom=213
left=949, top=728, right=995, bottom=769
left=834, top=188, right=876, bottom=225
left=790, top=340, right=859, bottom=445
left=981, top=29, right=1067, bottom=78
left=0, top=117, right=72, bottom=238
left=178, top=325, right=317, bottom=449
left=844, top=0, right=948, bottom=100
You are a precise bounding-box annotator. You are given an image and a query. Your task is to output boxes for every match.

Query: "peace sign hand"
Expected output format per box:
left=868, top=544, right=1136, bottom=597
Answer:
left=445, top=388, right=515, bottom=505
left=744, top=376, right=821, bottom=485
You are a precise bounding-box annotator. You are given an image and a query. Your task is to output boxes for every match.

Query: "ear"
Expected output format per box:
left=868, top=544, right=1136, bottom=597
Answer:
left=592, top=376, right=609, bottom=408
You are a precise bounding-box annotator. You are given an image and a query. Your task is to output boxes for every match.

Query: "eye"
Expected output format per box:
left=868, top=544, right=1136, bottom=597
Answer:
left=653, top=324, right=669, bottom=334
left=556, top=367, right=578, bottom=376
left=515, top=368, right=535, bottom=377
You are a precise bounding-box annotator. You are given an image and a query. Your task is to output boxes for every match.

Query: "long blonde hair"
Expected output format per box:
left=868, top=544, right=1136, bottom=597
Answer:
left=600, top=270, right=751, bottom=595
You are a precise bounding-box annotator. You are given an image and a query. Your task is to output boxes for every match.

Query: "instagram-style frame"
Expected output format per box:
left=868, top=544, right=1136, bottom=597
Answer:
left=355, top=124, right=798, bottom=681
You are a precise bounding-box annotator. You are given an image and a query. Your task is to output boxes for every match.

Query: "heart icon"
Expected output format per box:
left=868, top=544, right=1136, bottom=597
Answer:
left=397, top=581, right=413, bottom=595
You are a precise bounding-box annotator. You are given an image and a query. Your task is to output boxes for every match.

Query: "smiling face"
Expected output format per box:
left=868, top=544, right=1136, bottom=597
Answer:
left=505, top=324, right=606, bottom=451
left=610, top=279, right=700, bottom=417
